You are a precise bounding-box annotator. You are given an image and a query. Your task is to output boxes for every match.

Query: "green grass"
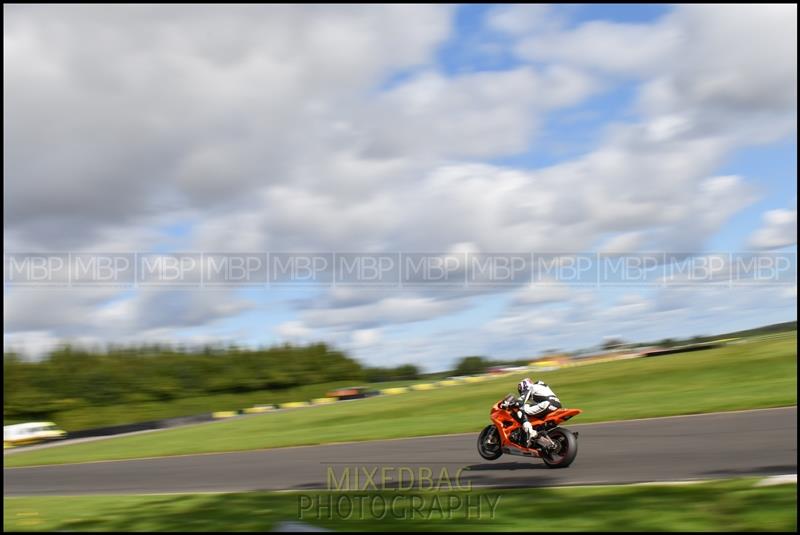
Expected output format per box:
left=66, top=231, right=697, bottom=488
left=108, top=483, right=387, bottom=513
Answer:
left=5, top=334, right=796, bottom=468
left=4, top=478, right=796, bottom=531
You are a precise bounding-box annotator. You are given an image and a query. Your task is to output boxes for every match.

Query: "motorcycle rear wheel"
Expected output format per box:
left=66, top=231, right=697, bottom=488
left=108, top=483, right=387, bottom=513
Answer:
left=542, top=427, right=578, bottom=468
left=477, top=424, right=503, bottom=460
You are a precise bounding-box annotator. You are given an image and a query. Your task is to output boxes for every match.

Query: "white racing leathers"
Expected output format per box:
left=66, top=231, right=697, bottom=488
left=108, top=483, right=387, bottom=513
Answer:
left=516, top=381, right=562, bottom=446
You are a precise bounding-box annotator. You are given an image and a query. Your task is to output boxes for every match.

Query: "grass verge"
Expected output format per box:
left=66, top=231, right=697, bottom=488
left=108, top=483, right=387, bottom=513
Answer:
left=5, top=333, right=796, bottom=468
left=4, top=478, right=797, bottom=532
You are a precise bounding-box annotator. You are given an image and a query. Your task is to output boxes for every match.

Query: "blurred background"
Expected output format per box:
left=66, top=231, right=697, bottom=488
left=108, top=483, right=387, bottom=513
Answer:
left=3, top=4, right=797, bottom=532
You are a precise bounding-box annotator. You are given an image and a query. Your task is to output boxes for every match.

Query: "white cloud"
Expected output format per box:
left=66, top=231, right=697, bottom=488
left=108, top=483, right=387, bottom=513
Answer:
left=514, top=20, right=679, bottom=76
left=507, top=5, right=796, bottom=146
left=8, top=4, right=785, bottom=259
left=4, top=4, right=454, bottom=248
left=361, top=65, right=596, bottom=159
left=4, top=288, right=123, bottom=334
left=598, top=232, right=645, bottom=253
left=599, top=293, right=653, bottom=322
left=351, top=328, right=382, bottom=348
left=748, top=209, right=797, bottom=250
left=486, top=4, right=565, bottom=36
left=4, top=286, right=252, bottom=344
left=783, top=286, right=797, bottom=300
left=302, top=294, right=465, bottom=330
left=512, top=283, right=572, bottom=306
left=276, top=320, right=313, bottom=341
left=126, top=290, right=254, bottom=330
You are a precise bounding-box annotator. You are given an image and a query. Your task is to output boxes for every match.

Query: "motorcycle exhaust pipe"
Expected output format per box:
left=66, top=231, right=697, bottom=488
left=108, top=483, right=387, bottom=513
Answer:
left=501, top=446, right=538, bottom=457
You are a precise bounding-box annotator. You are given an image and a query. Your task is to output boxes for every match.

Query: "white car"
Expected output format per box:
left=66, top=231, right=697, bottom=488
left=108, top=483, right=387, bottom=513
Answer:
left=4, top=422, right=66, bottom=448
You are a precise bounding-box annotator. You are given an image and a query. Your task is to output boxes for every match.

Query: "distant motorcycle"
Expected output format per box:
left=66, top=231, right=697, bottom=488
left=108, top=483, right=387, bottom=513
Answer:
left=477, top=393, right=581, bottom=468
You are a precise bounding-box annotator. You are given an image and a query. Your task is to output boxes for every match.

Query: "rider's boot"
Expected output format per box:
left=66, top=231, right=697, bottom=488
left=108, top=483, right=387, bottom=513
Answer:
left=523, top=421, right=537, bottom=447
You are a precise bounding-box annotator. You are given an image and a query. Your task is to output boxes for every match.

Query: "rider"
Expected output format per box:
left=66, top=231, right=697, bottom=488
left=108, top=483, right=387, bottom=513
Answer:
left=511, top=377, right=562, bottom=447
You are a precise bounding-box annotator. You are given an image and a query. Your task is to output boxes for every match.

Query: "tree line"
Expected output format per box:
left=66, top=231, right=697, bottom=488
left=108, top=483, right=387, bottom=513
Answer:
left=3, top=344, right=420, bottom=422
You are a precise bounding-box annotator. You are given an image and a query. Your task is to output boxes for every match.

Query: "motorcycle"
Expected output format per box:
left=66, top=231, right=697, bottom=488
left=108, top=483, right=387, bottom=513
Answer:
left=477, top=393, right=581, bottom=468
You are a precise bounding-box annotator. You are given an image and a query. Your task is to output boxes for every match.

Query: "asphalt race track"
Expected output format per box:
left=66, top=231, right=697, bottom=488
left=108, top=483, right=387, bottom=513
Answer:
left=4, top=407, right=796, bottom=496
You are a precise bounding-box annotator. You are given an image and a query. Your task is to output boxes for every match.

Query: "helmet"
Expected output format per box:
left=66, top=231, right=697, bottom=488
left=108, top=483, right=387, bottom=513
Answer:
left=517, top=377, right=534, bottom=396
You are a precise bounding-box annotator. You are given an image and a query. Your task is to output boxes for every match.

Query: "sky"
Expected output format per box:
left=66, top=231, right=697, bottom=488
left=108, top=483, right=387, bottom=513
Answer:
left=3, top=4, right=797, bottom=370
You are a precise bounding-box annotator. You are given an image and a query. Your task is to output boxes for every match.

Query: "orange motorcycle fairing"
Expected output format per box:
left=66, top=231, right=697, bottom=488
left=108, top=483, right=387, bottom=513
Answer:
left=489, top=399, right=582, bottom=458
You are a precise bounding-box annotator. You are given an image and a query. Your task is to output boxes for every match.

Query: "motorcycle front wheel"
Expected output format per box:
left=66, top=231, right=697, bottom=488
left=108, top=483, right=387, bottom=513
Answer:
left=477, top=424, right=503, bottom=460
